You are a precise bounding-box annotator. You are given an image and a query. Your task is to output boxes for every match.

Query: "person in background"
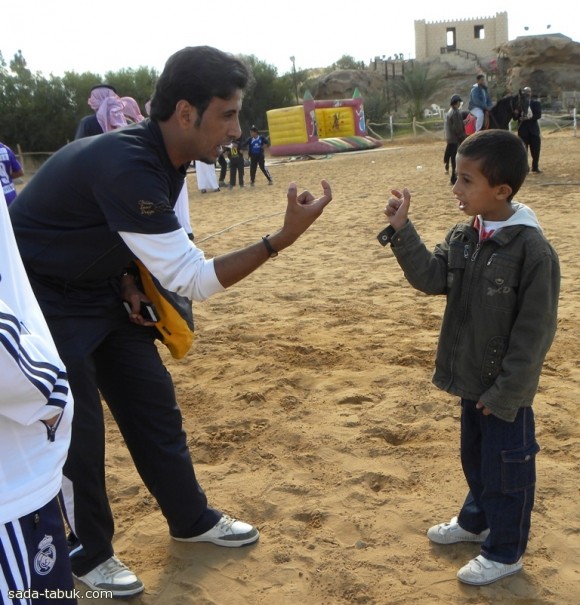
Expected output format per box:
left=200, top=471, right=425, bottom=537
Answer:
left=95, top=97, right=128, bottom=133
left=227, top=137, right=245, bottom=189
left=121, top=97, right=145, bottom=124
left=195, top=160, right=221, bottom=193
left=243, top=126, right=273, bottom=186
left=518, top=86, right=542, bottom=174
left=468, top=75, right=493, bottom=132
left=217, top=149, right=228, bottom=188
left=74, top=84, right=120, bottom=139
left=0, top=141, right=24, bottom=205
left=443, top=94, right=466, bottom=185
left=0, top=189, right=76, bottom=604
left=10, top=45, right=332, bottom=597
left=379, top=129, right=559, bottom=586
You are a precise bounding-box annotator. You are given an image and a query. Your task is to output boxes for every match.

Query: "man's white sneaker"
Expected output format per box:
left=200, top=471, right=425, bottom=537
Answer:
left=172, top=514, right=259, bottom=547
left=427, top=516, right=490, bottom=544
left=74, top=555, right=144, bottom=597
left=457, top=555, right=523, bottom=585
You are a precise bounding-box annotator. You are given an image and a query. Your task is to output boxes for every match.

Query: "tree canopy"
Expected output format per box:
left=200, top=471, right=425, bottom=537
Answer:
left=1, top=49, right=445, bottom=155
left=0, top=50, right=298, bottom=153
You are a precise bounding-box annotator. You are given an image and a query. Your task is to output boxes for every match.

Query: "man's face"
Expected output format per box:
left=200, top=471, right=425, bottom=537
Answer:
left=189, top=90, right=243, bottom=164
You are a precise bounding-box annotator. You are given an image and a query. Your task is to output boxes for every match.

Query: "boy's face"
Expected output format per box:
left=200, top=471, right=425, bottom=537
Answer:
left=452, top=155, right=514, bottom=221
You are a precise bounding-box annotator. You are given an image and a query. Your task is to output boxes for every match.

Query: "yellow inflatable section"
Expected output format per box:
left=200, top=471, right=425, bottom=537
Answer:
left=316, top=107, right=355, bottom=139
left=268, top=106, right=308, bottom=146
left=267, top=89, right=382, bottom=156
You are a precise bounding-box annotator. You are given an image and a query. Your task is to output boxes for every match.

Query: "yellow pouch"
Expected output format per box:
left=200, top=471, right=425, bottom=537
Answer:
left=134, top=260, right=194, bottom=359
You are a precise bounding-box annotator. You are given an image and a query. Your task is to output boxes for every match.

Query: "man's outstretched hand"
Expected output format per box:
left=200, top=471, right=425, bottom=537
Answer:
left=274, top=180, right=333, bottom=248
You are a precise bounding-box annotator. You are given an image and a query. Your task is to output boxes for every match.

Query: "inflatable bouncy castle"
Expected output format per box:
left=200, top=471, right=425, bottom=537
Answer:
left=266, top=88, right=382, bottom=157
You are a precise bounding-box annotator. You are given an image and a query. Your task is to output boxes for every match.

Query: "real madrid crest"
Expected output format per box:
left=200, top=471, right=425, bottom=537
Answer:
left=34, top=535, right=57, bottom=576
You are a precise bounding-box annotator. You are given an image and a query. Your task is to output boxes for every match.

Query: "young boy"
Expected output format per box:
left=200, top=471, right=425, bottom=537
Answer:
left=378, top=130, right=560, bottom=585
left=443, top=94, right=466, bottom=185
left=1, top=189, right=76, bottom=603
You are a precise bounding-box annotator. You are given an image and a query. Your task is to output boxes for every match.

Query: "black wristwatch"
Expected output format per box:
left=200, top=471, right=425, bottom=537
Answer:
left=262, top=235, right=278, bottom=258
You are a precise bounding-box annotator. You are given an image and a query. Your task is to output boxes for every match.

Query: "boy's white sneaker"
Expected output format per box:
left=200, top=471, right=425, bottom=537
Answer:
left=427, top=516, right=490, bottom=544
left=457, top=555, right=523, bottom=585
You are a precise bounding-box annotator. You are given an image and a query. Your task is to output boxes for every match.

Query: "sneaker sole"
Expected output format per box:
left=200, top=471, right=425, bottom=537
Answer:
left=171, top=530, right=259, bottom=548
left=427, top=530, right=489, bottom=545
left=73, top=574, right=145, bottom=597
left=457, top=563, right=523, bottom=585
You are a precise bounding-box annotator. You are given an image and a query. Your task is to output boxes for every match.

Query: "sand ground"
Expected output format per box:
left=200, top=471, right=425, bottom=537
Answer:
left=73, top=131, right=578, bottom=604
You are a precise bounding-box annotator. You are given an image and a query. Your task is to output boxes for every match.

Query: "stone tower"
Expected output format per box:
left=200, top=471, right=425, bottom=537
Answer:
left=415, top=12, right=508, bottom=61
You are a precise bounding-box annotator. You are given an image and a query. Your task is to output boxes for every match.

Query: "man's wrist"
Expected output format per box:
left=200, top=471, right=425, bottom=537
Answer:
left=266, top=231, right=294, bottom=254
left=261, top=235, right=278, bottom=259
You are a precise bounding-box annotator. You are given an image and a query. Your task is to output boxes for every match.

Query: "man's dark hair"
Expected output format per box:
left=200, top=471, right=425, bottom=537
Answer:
left=149, top=46, right=250, bottom=122
left=457, top=130, right=529, bottom=201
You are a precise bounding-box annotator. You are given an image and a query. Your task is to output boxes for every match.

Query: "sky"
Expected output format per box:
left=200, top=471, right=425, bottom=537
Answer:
left=2, top=1, right=576, bottom=79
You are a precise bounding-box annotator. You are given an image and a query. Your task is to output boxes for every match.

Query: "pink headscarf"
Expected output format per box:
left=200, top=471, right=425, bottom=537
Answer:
left=96, top=97, right=128, bottom=132
left=121, top=97, right=145, bottom=123
left=88, top=86, right=118, bottom=112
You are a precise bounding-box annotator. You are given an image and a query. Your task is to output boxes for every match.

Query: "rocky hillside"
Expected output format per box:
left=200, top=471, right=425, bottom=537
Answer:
left=497, top=34, right=580, bottom=100
left=307, top=34, right=579, bottom=112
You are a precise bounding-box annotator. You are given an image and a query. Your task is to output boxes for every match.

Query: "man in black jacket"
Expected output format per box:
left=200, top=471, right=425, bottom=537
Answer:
left=518, top=87, right=542, bottom=173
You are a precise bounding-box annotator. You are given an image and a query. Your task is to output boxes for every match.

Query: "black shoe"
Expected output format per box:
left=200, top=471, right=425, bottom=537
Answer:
left=531, top=169, right=542, bottom=174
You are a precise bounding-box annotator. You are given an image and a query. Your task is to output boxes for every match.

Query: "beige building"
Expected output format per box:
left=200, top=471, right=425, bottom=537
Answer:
left=415, top=12, right=508, bottom=61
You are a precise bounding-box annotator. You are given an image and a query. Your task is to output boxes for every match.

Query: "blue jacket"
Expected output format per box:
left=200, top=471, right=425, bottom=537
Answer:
left=468, top=84, right=493, bottom=111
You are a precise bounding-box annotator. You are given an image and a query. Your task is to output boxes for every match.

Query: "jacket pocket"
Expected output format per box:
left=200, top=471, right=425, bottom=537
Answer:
left=501, top=440, right=540, bottom=493
left=447, top=241, right=468, bottom=289
left=482, top=254, right=520, bottom=311
left=481, top=336, right=508, bottom=386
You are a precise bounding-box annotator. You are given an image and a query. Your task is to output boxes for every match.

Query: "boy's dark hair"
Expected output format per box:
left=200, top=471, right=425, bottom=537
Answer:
left=457, top=130, right=529, bottom=201
left=150, top=46, right=250, bottom=122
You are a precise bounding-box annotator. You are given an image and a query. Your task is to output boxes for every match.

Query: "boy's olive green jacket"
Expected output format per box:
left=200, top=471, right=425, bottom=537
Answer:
left=388, top=214, right=560, bottom=422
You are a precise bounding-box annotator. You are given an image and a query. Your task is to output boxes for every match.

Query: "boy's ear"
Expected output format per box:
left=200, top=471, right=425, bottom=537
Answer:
left=496, top=184, right=513, bottom=201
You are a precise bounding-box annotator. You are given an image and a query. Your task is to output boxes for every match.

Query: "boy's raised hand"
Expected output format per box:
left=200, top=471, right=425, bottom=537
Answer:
left=384, top=187, right=411, bottom=231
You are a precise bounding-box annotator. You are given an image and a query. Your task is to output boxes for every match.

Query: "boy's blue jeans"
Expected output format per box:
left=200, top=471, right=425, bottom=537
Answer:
left=457, top=399, right=539, bottom=564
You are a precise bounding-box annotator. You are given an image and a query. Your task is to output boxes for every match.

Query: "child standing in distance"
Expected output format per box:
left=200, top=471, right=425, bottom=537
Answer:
left=243, top=126, right=273, bottom=186
left=378, top=130, right=560, bottom=586
left=443, top=94, right=466, bottom=185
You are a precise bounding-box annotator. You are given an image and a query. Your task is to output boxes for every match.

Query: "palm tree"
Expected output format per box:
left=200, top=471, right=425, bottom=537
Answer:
left=394, top=63, right=444, bottom=119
